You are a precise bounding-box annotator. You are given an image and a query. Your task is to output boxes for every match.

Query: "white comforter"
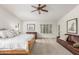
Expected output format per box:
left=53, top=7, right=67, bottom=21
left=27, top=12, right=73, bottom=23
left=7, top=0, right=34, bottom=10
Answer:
left=0, top=34, right=34, bottom=50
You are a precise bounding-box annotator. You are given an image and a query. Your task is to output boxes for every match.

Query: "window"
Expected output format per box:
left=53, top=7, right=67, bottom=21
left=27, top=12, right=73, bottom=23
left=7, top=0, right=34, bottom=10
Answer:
left=40, top=24, right=52, bottom=33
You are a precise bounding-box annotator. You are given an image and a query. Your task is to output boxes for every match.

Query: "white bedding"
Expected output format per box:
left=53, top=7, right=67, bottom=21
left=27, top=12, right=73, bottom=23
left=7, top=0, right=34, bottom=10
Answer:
left=0, top=34, right=34, bottom=51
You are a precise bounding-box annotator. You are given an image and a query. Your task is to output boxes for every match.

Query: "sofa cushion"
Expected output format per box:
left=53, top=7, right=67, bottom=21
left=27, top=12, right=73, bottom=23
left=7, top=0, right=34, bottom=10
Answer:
left=73, top=43, right=79, bottom=48
left=59, top=35, right=68, bottom=41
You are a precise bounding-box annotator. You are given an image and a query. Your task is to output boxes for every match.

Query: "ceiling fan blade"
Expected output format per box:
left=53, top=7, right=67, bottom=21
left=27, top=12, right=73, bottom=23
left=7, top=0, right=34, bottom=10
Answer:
left=41, top=9, right=48, bottom=12
left=41, top=5, right=46, bottom=8
left=38, top=4, right=41, bottom=7
left=32, top=10, right=37, bottom=12
left=38, top=10, right=41, bottom=14
left=32, top=5, right=37, bottom=8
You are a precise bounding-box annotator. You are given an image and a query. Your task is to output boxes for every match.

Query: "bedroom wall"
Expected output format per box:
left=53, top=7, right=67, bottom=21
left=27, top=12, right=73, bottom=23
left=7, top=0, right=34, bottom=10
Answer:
left=0, top=6, right=22, bottom=33
left=58, top=5, right=79, bottom=37
left=23, top=20, right=57, bottom=39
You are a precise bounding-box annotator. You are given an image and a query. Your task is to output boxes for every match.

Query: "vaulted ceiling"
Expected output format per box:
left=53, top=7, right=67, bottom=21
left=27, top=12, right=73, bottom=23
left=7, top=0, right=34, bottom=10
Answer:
left=1, top=4, right=77, bottom=21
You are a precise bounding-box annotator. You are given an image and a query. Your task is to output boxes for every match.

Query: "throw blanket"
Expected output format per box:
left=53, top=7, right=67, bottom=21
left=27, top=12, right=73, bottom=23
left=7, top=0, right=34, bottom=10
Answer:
left=0, top=34, right=34, bottom=50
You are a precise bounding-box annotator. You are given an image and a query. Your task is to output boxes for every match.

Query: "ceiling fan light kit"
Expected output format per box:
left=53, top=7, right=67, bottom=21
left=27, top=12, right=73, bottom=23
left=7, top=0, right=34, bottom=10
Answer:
left=32, top=4, right=48, bottom=14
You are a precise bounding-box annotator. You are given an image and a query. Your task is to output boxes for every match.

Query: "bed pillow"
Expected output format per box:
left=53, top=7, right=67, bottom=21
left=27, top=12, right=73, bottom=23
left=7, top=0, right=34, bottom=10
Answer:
left=0, top=29, right=18, bottom=38
left=9, top=30, right=17, bottom=36
left=59, top=35, right=68, bottom=41
left=0, top=31, right=6, bottom=38
left=4, top=30, right=12, bottom=38
left=4, top=30, right=17, bottom=38
left=73, top=43, right=79, bottom=48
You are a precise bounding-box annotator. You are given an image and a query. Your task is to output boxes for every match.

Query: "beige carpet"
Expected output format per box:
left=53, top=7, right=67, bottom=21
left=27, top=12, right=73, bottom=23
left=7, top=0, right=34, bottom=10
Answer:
left=32, top=39, right=72, bottom=55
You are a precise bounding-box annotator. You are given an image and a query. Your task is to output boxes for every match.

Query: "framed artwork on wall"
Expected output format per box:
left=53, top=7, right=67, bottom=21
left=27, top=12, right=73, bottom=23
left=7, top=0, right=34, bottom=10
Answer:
left=27, top=24, right=35, bottom=31
left=67, top=18, right=78, bottom=34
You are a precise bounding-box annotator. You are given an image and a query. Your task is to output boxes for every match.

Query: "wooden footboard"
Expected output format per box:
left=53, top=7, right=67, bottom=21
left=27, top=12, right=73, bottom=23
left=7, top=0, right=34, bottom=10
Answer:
left=0, top=50, right=31, bottom=55
left=0, top=37, right=35, bottom=55
left=28, top=37, right=35, bottom=54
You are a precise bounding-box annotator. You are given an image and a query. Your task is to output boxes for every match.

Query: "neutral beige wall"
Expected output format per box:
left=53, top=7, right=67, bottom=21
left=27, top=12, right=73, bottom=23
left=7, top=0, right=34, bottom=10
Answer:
left=0, top=6, right=22, bottom=32
left=58, top=5, right=79, bottom=37
left=23, top=20, right=57, bottom=39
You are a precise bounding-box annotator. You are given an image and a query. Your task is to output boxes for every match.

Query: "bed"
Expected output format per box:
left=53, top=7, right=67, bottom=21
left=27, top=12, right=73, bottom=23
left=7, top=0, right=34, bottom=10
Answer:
left=0, top=34, right=35, bottom=55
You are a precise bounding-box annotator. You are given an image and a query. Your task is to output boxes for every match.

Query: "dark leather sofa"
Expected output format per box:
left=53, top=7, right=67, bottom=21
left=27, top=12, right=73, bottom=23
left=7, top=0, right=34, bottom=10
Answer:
left=57, top=34, right=79, bottom=55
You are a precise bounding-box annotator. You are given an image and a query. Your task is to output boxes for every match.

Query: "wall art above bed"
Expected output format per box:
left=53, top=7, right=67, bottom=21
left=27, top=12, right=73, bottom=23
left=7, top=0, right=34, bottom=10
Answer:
left=67, top=18, right=78, bottom=34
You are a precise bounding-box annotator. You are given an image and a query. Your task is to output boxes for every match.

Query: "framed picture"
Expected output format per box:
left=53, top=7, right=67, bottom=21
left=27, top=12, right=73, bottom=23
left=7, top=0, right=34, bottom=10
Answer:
left=27, top=24, right=35, bottom=31
left=67, top=18, right=78, bottom=34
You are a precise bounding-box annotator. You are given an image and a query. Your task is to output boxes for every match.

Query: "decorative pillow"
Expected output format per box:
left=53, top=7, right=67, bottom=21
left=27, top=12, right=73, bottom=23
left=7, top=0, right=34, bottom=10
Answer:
left=59, top=35, right=68, bottom=41
left=4, top=30, right=13, bottom=38
left=5, top=29, right=17, bottom=38
left=9, top=30, right=17, bottom=36
left=73, top=43, right=79, bottom=48
left=1, top=29, right=17, bottom=38
left=0, top=29, right=19, bottom=38
left=0, top=31, right=6, bottom=38
left=71, top=36, right=78, bottom=43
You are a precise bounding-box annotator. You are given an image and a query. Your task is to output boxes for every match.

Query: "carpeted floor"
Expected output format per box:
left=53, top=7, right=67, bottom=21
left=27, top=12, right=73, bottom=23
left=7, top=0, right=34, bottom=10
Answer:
left=32, top=39, right=72, bottom=55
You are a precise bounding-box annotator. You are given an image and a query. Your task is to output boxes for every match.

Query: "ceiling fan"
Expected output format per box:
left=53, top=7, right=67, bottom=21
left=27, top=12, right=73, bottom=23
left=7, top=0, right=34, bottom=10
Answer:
left=31, top=4, right=48, bottom=14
